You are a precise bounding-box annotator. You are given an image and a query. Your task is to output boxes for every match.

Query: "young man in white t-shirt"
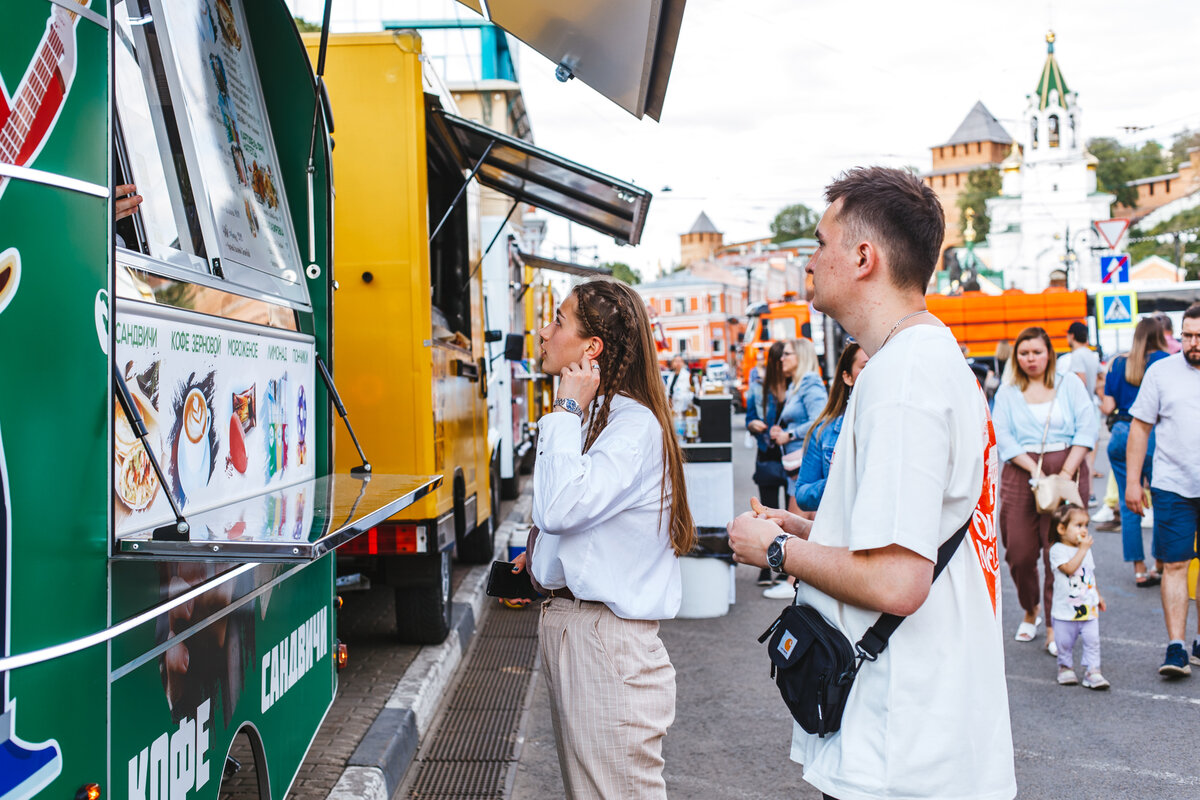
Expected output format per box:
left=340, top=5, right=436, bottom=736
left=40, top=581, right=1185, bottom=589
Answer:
left=728, top=167, right=1016, bottom=800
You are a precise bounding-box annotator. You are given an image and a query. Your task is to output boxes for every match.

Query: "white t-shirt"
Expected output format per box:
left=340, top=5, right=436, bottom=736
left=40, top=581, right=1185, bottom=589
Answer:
left=1068, top=347, right=1100, bottom=396
left=791, top=325, right=1016, bottom=800
left=1048, top=543, right=1099, bottom=622
left=1129, top=353, right=1200, bottom=498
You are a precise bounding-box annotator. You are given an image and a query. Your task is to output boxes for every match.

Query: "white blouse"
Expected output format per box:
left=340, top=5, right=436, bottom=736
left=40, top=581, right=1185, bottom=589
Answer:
left=531, top=394, right=682, bottom=620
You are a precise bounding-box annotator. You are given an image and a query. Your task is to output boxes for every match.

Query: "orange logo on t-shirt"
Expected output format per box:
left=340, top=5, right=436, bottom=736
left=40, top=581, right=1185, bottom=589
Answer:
left=970, top=402, right=1001, bottom=615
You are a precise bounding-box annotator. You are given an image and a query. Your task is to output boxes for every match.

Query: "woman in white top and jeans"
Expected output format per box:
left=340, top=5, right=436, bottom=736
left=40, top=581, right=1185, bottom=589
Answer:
left=993, top=326, right=1098, bottom=654
left=514, top=279, right=695, bottom=799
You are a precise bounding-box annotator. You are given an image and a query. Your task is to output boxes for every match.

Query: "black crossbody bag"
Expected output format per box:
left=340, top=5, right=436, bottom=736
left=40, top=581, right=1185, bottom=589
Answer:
left=758, top=517, right=971, bottom=738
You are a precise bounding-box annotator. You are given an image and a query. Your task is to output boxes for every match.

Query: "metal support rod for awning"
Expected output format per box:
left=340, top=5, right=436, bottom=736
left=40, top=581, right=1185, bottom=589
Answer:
left=430, top=139, right=495, bottom=242
left=469, top=199, right=519, bottom=281
left=305, top=0, right=335, bottom=266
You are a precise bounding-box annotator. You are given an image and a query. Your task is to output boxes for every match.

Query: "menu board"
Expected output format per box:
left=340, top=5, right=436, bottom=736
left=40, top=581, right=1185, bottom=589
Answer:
left=157, top=0, right=305, bottom=292
left=113, top=304, right=316, bottom=537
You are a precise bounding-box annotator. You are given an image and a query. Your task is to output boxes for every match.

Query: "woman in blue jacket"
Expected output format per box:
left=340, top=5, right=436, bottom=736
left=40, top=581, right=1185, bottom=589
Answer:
left=993, top=327, right=1098, bottom=654
left=746, top=341, right=798, bottom=585
left=762, top=343, right=867, bottom=599
left=794, top=342, right=867, bottom=513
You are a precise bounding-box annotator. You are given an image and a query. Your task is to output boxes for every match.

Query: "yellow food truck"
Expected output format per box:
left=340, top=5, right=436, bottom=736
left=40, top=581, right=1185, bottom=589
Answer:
left=305, top=29, right=655, bottom=643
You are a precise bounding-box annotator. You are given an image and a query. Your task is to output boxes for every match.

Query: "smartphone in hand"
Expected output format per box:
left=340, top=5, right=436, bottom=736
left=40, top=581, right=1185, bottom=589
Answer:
left=485, top=561, right=539, bottom=601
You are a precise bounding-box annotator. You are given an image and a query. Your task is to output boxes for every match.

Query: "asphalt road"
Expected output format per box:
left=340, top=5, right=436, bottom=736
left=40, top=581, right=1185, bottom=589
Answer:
left=510, top=413, right=1200, bottom=799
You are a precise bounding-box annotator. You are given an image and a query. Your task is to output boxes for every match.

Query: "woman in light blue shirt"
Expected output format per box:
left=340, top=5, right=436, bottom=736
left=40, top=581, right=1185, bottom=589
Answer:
left=770, top=338, right=828, bottom=508
left=994, top=326, right=1098, bottom=655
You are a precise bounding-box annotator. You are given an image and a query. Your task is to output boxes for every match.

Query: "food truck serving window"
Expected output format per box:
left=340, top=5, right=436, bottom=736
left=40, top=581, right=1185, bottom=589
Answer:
left=113, top=1, right=210, bottom=273
left=113, top=0, right=310, bottom=309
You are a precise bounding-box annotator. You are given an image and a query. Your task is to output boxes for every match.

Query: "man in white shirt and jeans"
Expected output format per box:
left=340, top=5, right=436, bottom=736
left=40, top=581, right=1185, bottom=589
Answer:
left=1066, top=321, right=1102, bottom=495
left=728, top=167, right=1016, bottom=800
left=1125, top=302, right=1200, bottom=677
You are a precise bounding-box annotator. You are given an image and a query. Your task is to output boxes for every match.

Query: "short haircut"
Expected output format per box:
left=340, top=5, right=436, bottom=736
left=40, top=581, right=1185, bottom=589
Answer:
left=824, top=166, right=946, bottom=293
left=1067, top=321, right=1088, bottom=343
left=1185, top=302, right=1200, bottom=322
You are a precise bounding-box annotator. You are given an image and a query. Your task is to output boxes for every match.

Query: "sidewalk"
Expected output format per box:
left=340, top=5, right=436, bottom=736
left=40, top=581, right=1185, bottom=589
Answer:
left=319, top=490, right=532, bottom=800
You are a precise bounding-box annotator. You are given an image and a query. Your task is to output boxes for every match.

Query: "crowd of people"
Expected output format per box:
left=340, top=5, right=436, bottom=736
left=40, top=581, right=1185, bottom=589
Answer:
left=514, top=165, right=1198, bottom=800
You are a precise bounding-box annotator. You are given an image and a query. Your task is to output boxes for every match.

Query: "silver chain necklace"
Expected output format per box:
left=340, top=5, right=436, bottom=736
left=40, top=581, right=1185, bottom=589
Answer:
left=879, top=309, right=930, bottom=350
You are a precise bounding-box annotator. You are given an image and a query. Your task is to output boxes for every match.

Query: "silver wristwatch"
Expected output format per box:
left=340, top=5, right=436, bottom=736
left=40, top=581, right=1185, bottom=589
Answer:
left=554, top=398, right=584, bottom=418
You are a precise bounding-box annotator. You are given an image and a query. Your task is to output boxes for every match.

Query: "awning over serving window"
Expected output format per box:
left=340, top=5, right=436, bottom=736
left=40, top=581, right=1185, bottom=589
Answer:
left=454, top=0, right=686, bottom=121
left=514, top=249, right=613, bottom=278
left=429, top=109, right=652, bottom=246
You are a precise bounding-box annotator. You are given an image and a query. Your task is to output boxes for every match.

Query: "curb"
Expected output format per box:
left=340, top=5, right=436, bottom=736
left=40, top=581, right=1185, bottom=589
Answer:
left=326, top=487, right=534, bottom=800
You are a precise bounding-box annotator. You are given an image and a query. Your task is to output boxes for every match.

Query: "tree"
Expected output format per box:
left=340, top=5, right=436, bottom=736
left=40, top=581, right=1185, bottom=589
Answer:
left=1128, top=206, right=1200, bottom=281
left=770, top=203, right=818, bottom=243
left=294, top=16, right=321, bottom=32
left=1089, top=136, right=1139, bottom=208
left=1130, top=141, right=1168, bottom=180
left=603, top=262, right=641, bottom=284
left=1089, top=136, right=1176, bottom=210
left=956, top=168, right=1001, bottom=242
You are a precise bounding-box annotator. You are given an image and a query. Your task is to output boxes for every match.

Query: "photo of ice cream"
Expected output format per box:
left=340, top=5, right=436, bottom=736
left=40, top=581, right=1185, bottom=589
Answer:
left=296, top=385, right=307, bottom=465
left=262, top=374, right=288, bottom=479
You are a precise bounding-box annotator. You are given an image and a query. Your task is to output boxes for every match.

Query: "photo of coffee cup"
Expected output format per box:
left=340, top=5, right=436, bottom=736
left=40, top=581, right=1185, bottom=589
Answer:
left=178, top=387, right=212, bottom=500
left=0, top=248, right=21, bottom=316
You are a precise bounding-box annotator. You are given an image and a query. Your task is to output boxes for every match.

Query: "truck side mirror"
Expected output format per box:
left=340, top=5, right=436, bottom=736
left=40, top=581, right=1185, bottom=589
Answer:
left=485, top=329, right=504, bottom=343
left=504, top=333, right=525, bottom=361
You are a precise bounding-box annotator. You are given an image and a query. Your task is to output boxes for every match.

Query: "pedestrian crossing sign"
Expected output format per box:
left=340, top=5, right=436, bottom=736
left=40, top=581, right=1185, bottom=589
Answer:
left=1096, top=291, right=1137, bottom=329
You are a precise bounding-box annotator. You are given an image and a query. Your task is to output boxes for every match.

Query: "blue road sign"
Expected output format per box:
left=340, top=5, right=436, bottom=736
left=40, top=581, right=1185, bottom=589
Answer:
left=1100, top=254, right=1130, bottom=283
left=1097, top=291, right=1137, bottom=329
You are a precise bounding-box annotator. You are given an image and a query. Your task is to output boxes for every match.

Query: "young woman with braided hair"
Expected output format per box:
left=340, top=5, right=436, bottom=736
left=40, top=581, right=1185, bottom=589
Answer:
left=511, top=278, right=694, bottom=799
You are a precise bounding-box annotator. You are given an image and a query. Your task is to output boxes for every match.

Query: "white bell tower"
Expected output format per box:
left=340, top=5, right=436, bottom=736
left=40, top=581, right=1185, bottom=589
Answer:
left=985, top=32, right=1114, bottom=291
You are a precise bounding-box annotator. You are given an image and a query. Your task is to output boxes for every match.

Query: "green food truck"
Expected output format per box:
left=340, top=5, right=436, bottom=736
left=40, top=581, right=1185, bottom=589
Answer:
left=0, top=1, right=437, bottom=798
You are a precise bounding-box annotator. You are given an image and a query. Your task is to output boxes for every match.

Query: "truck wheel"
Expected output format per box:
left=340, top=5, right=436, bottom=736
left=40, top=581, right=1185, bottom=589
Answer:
left=456, top=457, right=498, bottom=563
left=490, top=449, right=503, bottom=531
left=393, top=551, right=452, bottom=644
left=456, top=517, right=494, bottom=564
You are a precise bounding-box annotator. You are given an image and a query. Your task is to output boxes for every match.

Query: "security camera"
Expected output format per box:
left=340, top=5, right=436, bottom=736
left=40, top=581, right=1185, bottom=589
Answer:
left=555, top=61, right=575, bottom=82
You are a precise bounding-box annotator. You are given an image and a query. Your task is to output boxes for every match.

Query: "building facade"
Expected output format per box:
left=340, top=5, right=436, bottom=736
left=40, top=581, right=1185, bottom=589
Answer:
left=636, top=274, right=747, bottom=366
left=923, top=101, right=1014, bottom=251
left=1117, top=147, right=1200, bottom=221
left=680, top=211, right=723, bottom=266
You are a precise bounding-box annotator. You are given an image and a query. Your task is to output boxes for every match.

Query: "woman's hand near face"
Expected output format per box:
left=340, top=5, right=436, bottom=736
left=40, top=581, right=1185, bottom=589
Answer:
left=556, top=354, right=601, bottom=410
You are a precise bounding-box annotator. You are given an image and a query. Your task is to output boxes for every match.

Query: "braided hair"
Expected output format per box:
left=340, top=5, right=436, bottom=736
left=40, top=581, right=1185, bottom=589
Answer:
left=571, top=280, right=696, bottom=557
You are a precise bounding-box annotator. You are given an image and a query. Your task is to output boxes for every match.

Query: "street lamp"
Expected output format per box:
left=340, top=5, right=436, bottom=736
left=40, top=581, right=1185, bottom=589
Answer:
left=1060, top=225, right=1098, bottom=289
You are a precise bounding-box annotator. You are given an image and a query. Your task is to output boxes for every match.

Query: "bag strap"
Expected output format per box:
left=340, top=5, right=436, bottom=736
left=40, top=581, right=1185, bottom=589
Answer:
left=1033, top=380, right=1059, bottom=477
left=853, top=515, right=972, bottom=662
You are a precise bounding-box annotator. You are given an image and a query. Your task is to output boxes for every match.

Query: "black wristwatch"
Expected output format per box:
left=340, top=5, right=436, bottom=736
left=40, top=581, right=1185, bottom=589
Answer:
left=766, top=532, right=794, bottom=570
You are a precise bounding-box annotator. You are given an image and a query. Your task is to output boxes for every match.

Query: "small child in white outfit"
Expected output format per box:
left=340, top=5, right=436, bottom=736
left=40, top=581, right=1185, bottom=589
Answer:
left=1049, top=503, right=1109, bottom=689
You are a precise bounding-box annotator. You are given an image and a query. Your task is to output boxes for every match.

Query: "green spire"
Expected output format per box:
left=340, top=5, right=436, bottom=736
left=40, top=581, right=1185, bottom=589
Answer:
left=1034, top=31, right=1070, bottom=110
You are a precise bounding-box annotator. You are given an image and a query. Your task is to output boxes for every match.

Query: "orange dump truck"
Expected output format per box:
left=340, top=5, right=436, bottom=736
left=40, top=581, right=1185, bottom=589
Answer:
left=926, top=290, right=1087, bottom=357
left=737, top=299, right=812, bottom=403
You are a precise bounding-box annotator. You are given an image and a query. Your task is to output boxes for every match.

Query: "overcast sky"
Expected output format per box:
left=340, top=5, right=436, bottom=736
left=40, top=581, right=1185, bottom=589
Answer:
left=507, top=0, right=1200, bottom=278
left=291, top=0, right=1200, bottom=279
